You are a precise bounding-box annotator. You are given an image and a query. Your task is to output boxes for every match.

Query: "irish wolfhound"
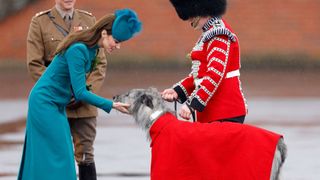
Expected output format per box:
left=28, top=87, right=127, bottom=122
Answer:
left=114, top=87, right=287, bottom=180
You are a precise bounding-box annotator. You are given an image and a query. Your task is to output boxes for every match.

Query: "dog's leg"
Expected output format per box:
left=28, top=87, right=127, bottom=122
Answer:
left=270, top=138, right=287, bottom=180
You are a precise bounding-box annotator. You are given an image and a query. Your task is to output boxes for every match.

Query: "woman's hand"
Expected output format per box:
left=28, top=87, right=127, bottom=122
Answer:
left=113, top=102, right=130, bottom=114
left=161, top=88, right=178, bottom=102
left=179, top=104, right=191, bottom=120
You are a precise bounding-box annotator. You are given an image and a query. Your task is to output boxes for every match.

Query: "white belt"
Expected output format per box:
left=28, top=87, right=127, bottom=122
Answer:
left=226, top=69, right=240, bottom=78
left=194, top=69, right=240, bottom=87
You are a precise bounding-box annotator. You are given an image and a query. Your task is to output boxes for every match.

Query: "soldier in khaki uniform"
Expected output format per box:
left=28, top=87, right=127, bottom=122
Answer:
left=26, top=0, right=106, bottom=179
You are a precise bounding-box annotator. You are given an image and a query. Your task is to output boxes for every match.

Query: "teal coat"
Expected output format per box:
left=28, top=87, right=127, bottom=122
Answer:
left=18, top=43, right=112, bottom=180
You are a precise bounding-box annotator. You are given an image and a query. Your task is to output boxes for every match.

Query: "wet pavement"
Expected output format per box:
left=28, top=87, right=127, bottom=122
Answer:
left=1, top=98, right=320, bottom=180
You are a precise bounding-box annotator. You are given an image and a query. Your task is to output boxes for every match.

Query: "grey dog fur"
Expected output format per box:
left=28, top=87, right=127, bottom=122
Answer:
left=114, top=87, right=287, bottom=180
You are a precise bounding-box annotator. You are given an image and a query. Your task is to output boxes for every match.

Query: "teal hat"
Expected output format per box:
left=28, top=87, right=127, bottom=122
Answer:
left=112, top=9, right=142, bottom=42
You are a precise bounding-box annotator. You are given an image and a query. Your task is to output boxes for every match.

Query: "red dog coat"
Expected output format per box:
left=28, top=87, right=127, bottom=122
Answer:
left=149, top=113, right=281, bottom=180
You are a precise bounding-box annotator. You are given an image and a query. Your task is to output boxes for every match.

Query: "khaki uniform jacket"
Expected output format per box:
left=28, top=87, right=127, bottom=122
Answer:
left=27, top=7, right=107, bottom=118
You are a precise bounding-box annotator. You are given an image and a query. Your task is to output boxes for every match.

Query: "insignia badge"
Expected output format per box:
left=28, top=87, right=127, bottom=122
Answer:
left=73, top=26, right=83, bottom=32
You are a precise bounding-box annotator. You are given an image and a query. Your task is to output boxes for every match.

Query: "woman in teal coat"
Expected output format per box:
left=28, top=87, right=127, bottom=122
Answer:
left=18, top=9, right=142, bottom=180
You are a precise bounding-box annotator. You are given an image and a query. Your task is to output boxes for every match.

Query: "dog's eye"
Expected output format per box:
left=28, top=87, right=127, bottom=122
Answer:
left=124, top=92, right=131, bottom=97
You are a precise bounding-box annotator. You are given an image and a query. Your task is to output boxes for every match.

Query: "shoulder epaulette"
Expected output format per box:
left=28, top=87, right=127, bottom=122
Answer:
left=202, top=28, right=236, bottom=43
left=34, top=9, right=51, bottom=17
left=76, top=9, right=93, bottom=16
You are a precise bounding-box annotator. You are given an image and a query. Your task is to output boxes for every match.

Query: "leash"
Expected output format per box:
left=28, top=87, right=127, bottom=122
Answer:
left=174, top=100, right=196, bottom=122
left=174, top=100, right=178, bottom=118
left=190, top=108, right=196, bottom=123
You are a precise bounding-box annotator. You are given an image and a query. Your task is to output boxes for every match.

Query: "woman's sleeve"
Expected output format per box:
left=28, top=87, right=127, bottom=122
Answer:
left=65, top=44, right=113, bottom=113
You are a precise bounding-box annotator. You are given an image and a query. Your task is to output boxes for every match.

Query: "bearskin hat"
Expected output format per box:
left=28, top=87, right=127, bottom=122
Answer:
left=169, top=0, right=227, bottom=20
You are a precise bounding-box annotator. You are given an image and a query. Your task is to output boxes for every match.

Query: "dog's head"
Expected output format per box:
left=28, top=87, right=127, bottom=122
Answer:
left=113, top=87, right=164, bottom=116
left=114, top=87, right=170, bottom=139
left=114, top=87, right=168, bottom=131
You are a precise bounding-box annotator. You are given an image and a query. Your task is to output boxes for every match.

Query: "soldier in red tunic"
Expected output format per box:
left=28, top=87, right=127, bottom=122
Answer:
left=162, top=0, right=247, bottom=123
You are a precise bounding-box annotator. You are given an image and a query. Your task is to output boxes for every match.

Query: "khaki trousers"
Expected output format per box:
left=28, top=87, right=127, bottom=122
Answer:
left=68, top=117, right=97, bottom=164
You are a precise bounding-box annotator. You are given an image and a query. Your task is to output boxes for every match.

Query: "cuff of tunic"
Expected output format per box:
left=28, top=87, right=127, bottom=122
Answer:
left=173, top=85, right=187, bottom=103
left=187, top=97, right=205, bottom=112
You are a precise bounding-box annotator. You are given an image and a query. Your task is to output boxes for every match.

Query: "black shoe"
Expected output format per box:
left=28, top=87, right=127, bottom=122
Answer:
left=78, top=162, right=97, bottom=180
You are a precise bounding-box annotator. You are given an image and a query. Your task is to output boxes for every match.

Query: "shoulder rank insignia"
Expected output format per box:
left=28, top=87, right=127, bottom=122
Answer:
left=35, top=9, right=51, bottom=17
left=77, top=9, right=93, bottom=16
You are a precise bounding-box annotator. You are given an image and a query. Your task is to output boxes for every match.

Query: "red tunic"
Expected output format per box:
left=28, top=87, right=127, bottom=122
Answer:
left=150, top=113, right=281, bottom=180
left=174, top=18, right=247, bottom=123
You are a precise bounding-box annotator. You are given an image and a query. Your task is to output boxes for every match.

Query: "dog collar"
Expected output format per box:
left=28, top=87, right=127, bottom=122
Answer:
left=150, top=110, right=164, bottom=122
left=147, top=110, right=165, bottom=129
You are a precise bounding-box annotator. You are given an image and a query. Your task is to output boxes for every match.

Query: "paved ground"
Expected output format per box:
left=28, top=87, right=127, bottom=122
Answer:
left=1, top=123, right=320, bottom=180
left=0, top=69, right=320, bottom=179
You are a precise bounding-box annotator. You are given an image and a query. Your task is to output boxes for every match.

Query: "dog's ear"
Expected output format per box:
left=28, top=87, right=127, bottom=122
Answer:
left=140, top=94, right=154, bottom=109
